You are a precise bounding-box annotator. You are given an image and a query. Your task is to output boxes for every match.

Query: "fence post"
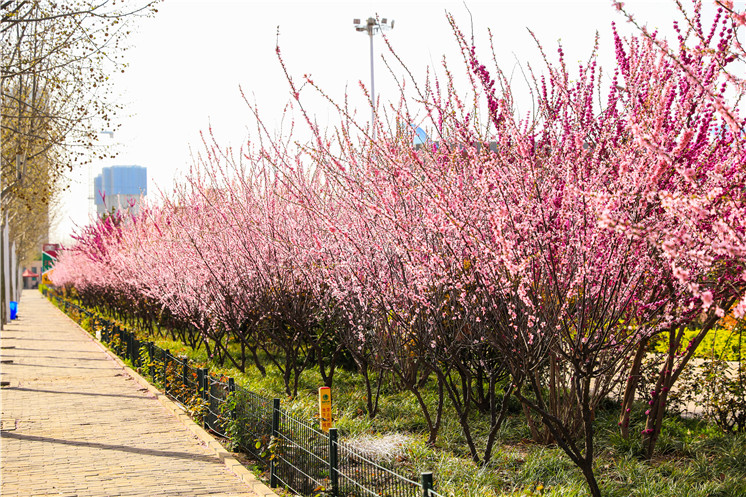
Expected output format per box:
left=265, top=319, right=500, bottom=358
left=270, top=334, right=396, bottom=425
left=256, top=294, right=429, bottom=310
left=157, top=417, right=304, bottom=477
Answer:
left=201, top=368, right=209, bottom=429
left=132, top=338, right=140, bottom=368
left=227, top=377, right=236, bottom=420
left=163, top=349, right=170, bottom=394
left=126, top=331, right=132, bottom=362
left=201, top=368, right=210, bottom=401
left=197, top=367, right=205, bottom=397
left=421, top=472, right=434, bottom=497
left=182, top=357, right=189, bottom=394
left=329, top=428, right=339, bottom=497
left=270, top=398, right=280, bottom=488
left=196, top=368, right=205, bottom=426
left=148, top=342, right=155, bottom=378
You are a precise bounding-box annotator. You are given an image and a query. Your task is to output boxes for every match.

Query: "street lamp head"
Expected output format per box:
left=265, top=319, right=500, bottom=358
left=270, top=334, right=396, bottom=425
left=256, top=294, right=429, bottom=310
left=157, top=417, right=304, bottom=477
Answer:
left=353, top=16, right=394, bottom=35
left=379, top=17, right=393, bottom=31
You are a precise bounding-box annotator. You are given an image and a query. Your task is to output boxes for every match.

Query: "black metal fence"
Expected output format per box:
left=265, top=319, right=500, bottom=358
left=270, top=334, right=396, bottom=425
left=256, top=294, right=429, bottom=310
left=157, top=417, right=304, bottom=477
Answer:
left=46, top=291, right=445, bottom=497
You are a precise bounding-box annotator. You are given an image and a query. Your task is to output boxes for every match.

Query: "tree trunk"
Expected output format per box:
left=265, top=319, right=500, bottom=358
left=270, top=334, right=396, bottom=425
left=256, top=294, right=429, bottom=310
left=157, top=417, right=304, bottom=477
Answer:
left=580, top=461, right=602, bottom=497
left=619, top=336, right=649, bottom=438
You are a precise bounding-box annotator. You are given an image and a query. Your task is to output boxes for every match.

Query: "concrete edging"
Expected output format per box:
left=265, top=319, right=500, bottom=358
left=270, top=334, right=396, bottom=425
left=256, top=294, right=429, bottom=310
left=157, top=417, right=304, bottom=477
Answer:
left=49, top=301, right=279, bottom=497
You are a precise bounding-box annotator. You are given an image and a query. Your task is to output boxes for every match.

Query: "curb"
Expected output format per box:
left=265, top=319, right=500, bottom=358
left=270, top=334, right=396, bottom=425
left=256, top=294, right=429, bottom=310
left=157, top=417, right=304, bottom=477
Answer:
left=49, top=301, right=279, bottom=497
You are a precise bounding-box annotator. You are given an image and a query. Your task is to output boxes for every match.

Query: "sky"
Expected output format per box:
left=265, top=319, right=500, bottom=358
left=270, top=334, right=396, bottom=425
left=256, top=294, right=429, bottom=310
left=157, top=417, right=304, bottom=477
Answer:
left=52, top=0, right=723, bottom=244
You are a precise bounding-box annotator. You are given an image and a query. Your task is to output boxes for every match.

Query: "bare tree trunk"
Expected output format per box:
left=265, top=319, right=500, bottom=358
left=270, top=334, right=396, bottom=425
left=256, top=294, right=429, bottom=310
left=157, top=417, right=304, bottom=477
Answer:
left=619, top=336, right=649, bottom=438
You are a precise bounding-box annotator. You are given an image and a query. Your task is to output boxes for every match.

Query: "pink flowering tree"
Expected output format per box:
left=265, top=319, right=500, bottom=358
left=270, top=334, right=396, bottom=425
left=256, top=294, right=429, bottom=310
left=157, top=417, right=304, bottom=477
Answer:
left=605, top=2, right=746, bottom=457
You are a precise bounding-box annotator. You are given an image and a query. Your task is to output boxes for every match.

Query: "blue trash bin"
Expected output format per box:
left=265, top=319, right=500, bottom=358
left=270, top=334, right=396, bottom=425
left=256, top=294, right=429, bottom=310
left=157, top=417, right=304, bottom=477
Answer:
left=9, top=301, right=18, bottom=320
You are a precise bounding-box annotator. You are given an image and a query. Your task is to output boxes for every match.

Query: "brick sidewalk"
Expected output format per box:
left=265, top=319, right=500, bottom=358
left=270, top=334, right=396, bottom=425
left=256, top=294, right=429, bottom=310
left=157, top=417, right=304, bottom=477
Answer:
left=0, top=290, right=264, bottom=497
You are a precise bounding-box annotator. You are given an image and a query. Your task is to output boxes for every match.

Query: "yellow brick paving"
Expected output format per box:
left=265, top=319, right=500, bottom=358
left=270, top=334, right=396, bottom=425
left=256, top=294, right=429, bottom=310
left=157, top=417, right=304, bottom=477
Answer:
left=1, top=290, right=261, bottom=497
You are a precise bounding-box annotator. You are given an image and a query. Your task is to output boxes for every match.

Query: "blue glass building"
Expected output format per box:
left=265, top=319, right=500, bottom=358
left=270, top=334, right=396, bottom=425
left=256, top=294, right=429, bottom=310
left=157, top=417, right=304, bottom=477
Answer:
left=94, top=165, right=147, bottom=216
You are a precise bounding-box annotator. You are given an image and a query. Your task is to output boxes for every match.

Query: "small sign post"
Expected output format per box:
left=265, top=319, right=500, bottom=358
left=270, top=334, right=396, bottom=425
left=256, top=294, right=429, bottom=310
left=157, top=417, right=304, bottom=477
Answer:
left=319, top=386, right=332, bottom=432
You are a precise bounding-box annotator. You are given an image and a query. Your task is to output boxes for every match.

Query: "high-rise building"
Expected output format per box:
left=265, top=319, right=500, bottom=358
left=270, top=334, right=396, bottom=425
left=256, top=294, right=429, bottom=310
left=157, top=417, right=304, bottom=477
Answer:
left=94, top=165, right=147, bottom=217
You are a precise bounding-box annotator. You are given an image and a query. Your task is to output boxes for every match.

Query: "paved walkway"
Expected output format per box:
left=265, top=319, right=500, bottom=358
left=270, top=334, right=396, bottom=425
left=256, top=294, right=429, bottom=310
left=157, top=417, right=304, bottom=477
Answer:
left=1, top=290, right=261, bottom=497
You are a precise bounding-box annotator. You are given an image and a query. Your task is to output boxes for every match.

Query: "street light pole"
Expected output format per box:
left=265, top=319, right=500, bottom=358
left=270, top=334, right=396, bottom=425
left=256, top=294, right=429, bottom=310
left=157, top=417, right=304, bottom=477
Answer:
left=354, top=16, right=394, bottom=141
left=369, top=27, right=375, bottom=132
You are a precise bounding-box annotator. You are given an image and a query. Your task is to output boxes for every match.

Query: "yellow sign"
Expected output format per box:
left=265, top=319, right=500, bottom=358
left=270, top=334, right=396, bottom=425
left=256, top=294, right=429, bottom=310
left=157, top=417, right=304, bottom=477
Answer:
left=319, top=387, right=332, bottom=432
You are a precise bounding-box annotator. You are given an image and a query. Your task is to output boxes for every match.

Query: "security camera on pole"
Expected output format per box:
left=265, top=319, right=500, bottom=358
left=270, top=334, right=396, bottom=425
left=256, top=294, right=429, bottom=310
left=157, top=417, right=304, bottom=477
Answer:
left=353, top=16, right=394, bottom=141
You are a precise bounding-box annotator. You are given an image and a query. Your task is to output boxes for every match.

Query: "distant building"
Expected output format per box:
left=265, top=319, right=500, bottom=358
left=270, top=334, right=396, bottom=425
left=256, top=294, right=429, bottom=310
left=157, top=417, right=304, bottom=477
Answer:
left=22, top=260, right=42, bottom=289
left=94, top=165, right=147, bottom=217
